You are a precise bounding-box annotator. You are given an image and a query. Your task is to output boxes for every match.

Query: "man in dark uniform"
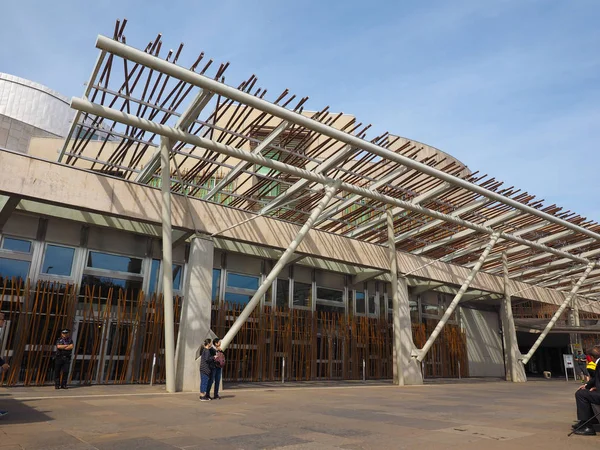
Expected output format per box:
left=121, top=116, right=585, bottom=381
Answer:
left=54, top=329, right=73, bottom=390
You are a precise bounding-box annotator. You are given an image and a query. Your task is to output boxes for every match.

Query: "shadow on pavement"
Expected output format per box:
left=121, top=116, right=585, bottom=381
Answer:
left=0, top=393, right=53, bottom=425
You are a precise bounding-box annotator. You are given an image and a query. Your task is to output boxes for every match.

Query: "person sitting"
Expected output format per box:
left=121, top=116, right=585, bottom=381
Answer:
left=573, top=345, right=600, bottom=436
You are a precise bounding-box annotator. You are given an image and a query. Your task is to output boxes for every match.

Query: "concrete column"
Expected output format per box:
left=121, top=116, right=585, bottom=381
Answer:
left=175, top=235, right=215, bottom=392
left=395, top=277, right=423, bottom=385
left=387, top=209, right=422, bottom=385
left=500, top=252, right=526, bottom=382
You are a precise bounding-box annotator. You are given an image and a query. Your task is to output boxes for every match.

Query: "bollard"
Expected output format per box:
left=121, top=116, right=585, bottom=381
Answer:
left=458, top=361, right=461, bottom=380
left=421, top=360, right=425, bottom=379
left=282, top=358, right=285, bottom=384
left=150, top=353, right=156, bottom=386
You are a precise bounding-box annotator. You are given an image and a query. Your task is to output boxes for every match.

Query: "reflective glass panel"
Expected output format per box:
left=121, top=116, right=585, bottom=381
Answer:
left=42, top=245, right=75, bottom=276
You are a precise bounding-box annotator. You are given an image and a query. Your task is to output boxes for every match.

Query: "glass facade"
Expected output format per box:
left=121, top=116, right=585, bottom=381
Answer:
left=212, top=269, right=221, bottom=303
left=0, top=257, right=30, bottom=284
left=42, top=245, right=75, bottom=276
left=87, top=251, right=142, bottom=274
left=293, top=281, right=312, bottom=308
left=275, top=278, right=290, bottom=309
left=2, top=237, right=32, bottom=253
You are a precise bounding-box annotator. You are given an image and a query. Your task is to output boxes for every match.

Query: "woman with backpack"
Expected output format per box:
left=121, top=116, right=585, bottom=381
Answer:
left=199, top=339, right=214, bottom=402
left=209, top=338, right=225, bottom=400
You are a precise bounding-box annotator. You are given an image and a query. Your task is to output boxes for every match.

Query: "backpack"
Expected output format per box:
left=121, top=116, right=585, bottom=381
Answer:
left=214, top=351, right=226, bottom=368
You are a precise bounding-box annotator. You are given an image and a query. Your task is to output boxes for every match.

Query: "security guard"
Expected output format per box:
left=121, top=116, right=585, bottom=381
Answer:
left=54, top=329, right=74, bottom=389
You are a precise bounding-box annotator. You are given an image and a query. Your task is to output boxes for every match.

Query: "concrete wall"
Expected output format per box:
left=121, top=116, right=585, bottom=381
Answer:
left=461, top=307, right=505, bottom=377
left=0, top=115, right=57, bottom=153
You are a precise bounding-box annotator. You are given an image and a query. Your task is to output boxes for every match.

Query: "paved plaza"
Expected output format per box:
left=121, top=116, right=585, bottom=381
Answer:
left=0, top=379, right=595, bottom=449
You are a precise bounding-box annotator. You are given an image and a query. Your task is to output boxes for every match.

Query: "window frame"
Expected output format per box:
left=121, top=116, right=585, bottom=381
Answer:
left=38, top=242, right=77, bottom=280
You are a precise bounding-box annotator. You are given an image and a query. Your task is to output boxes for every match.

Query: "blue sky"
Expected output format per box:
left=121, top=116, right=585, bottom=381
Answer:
left=1, top=0, right=599, bottom=220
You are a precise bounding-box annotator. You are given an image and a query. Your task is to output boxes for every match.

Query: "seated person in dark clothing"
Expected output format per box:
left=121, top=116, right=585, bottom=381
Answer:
left=573, top=345, right=600, bottom=436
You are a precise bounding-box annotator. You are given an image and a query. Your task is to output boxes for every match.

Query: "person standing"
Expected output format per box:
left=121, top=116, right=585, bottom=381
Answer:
left=199, top=339, right=214, bottom=402
left=54, top=329, right=74, bottom=390
left=0, top=312, right=10, bottom=417
left=209, top=338, right=225, bottom=400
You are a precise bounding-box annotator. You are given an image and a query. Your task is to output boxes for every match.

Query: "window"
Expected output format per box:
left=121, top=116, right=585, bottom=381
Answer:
left=293, top=281, right=312, bottom=308
left=275, top=278, right=289, bottom=310
left=316, top=287, right=343, bottom=303
left=82, top=251, right=144, bottom=303
left=212, top=269, right=221, bottom=304
left=422, top=303, right=440, bottom=316
left=148, top=259, right=161, bottom=295
left=316, top=303, right=345, bottom=314
left=368, top=293, right=377, bottom=315
left=0, top=257, right=30, bottom=284
left=227, top=273, right=259, bottom=291
left=147, top=260, right=184, bottom=296
left=87, top=251, right=142, bottom=274
left=2, top=237, right=32, bottom=253
left=81, top=275, right=143, bottom=299
left=42, top=245, right=75, bottom=276
left=355, top=291, right=366, bottom=315
left=224, top=272, right=259, bottom=306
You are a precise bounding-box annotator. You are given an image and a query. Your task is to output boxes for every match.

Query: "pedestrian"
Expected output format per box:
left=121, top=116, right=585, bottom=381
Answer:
left=54, top=328, right=74, bottom=390
left=0, top=312, right=10, bottom=417
left=575, top=351, right=589, bottom=382
left=208, top=338, right=225, bottom=400
left=199, top=338, right=214, bottom=402
left=573, top=345, right=600, bottom=436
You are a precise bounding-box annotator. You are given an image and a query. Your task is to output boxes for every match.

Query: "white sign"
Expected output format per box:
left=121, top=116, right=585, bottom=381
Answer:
left=564, top=354, right=574, bottom=369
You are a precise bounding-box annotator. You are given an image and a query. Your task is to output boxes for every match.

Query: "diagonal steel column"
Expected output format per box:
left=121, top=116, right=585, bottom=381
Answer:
left=521, top=261, right=596, bottom=365
left=220, top=183, right=339, bottom=350
left=416, top=232, right=500, bottom=362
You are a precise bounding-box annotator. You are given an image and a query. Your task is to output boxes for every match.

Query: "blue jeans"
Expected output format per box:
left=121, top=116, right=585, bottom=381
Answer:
left=212, top=367, right=222, bottom=397
left=200, top=372, right=212, bottom=394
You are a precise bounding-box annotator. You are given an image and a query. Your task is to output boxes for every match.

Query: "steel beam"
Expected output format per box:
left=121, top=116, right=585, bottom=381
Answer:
left=136, top=89, right=215, bottom=183
left=70, top=98, right=592, bottom=266
left=314, top=166, right=408, bottom=226
left=58, top=50, right=107, bottom=163
left=415, top=232, right=500, bottom=362
left=258, top=143, right=361, bottom=216
left=415, top=209, right=522, bottom=255
left=220, top=183, right=339, bottom=350
left=349, top=183, right=451, bottom=238
left=0, top=196, right=21, bottom=231
left=521, top=261, right=596, bottom=364
left=203, top=120, right=289, bottom=201
left=516, top=247, right=600, bottom=279
left=394, top=198, right=489, bottom=244
left=441, top=220, right=554, bottom=262
left=93, top=35, right=600, bottom=243
left=160, top=136, right=176, bottom=393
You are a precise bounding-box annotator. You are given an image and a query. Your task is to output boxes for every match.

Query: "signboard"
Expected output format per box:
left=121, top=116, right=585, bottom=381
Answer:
left=564, top=354, right=575, bottom=381
left=564, top=354, right=574, bottom=369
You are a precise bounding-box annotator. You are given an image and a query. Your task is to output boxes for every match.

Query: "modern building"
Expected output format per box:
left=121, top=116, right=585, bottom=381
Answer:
left=0, top=22, right=598, bottom=390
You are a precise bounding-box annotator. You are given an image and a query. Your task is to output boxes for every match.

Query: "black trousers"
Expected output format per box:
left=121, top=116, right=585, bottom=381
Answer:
left=54, top=356, right=70, bottom=387
left=575, top=388, right=600, bottom=421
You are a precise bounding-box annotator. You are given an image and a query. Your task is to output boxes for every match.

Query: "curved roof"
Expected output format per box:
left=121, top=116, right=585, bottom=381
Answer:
left=0, top=73, right=73, bottom=137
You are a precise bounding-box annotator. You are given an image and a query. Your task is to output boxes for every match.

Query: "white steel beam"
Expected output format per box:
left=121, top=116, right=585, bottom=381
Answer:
left=135, top=89, right=215, bottom=183
left=93, top=35, right=600, bottom=244
left=160, top=136, right=176, bottom=393
left=349, top=182, right=452, bottom=238
left=441, top=220, right=554, bottom=263
left=415, top=232, right=501, bottom=362
left=394, top=198, right=489, bottom=244
left=415, top=209, right=522, bottom=255
left=70, top=97, right=592, bottom=266
left=258, top=144, right=361, bottom=216
left=58, top=50, right=107, bottom=163
left=203, top=120, right=289, bottom=201
left=515, top=247, right=600, bottom=279
left=220, top=183, right=339, bottom=350
left=314, top=165, right=408, bottom=226
left=521, top=261, right=596, bottom=364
